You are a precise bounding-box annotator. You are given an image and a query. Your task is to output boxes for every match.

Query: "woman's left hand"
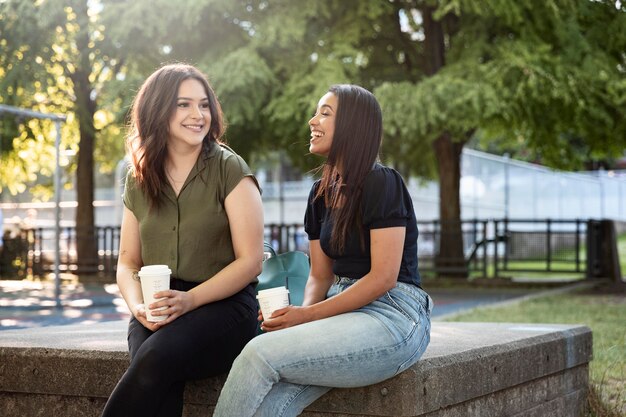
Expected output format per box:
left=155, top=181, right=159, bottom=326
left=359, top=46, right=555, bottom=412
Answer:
left=149, top=289, right=196, bottom=329
left=260, top=305, right=311, bottom=332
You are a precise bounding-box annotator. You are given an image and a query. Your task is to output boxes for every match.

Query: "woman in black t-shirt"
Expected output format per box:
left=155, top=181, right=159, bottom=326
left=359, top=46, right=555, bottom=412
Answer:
left=215, top=85, right=432, bottom=417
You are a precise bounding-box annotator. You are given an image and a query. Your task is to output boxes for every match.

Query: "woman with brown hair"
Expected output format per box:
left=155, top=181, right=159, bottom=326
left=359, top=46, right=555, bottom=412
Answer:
left=101, top=63, right=264, bottom=417
left=214, top=84, right=432, bottom=417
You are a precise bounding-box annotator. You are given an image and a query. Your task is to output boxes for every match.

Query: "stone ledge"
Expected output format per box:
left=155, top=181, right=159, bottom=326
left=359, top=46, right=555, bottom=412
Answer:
left=0, top=321, right=592, bottom=417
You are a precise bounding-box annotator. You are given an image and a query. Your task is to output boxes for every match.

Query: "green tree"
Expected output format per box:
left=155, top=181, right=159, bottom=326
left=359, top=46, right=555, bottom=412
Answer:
left=4, top=0, right=624, bottom=280
left=0, top=0, right=127, bottom=271
left=100, top=0, right=273, bottom=160
left=376, top=0, right=626, bottom=276
left=116, top=0, right=625, bottom=278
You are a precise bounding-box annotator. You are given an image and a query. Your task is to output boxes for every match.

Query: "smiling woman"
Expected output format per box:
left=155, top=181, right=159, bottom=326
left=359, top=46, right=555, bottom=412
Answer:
left=214, top=85, right=432, bottom=417
left=100, top=64, right=264, bottom=417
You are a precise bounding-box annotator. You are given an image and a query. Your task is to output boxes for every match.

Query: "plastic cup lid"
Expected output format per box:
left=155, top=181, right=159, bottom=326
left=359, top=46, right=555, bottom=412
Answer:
left=257, top=286, right=289, bottom=297
left=138, top=265, right=172, bottom=276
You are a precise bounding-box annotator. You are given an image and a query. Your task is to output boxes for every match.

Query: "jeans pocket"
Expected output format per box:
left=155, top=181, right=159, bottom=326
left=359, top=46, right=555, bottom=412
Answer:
left=384, top=291, right=416, bottom=326
left=396, top=284, right=432, bottom=316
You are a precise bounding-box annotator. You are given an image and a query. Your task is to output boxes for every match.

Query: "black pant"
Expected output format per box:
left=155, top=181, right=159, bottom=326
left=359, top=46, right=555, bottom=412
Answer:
left=101, top=280, right=258, bottom=417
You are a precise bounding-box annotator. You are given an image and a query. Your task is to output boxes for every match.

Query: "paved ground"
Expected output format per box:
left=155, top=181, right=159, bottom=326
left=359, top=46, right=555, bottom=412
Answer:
left=0, top=279, right=130, bottom=330
left=0, top=278, right=548, bottom=331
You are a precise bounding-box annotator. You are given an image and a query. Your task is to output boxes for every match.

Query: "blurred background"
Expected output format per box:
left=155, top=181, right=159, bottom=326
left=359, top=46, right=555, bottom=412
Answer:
left=1, top=0, right=625, bottom=281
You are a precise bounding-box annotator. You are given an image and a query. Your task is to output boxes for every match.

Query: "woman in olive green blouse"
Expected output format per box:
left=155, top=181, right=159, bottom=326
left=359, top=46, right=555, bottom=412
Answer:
left=101, top=64, right=264, bottom=417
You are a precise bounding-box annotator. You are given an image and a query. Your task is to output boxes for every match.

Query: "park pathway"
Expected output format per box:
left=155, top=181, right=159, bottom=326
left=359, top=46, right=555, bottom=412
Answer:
left=0, top=279, right=555, bottom=330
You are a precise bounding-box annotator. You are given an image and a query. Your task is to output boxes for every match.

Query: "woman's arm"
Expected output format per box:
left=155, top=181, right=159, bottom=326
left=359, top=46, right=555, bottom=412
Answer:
left=262, top=226, right=405, bottom=331
left=150, top=176, right=264, bottom=326
left=189, top=176, right=264, bottom=304
left=116, top=206, right=160, bottom=331
left=301, top=240, right=335, bottom=306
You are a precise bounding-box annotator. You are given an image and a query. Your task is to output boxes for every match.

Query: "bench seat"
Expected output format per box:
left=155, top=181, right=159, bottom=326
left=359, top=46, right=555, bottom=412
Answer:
left=0, top=321, right=591, bottom=417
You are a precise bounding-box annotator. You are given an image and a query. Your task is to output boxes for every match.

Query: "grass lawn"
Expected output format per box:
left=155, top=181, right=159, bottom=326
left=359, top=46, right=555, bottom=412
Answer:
left=443, top=282, right=626, bottom=417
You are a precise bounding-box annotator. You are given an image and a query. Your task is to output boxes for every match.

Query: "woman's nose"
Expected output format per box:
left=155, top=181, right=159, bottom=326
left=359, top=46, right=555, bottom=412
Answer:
left=192, top=105, right=203, bottom=118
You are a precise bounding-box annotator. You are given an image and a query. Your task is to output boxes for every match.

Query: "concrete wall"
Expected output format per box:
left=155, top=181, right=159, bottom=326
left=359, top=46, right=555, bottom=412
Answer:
left=0, top=321, right=592, bottom=417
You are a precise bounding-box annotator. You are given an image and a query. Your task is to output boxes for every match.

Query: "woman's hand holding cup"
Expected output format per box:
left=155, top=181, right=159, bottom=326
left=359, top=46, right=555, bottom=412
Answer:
left=149, top=289, right=196, bottom=328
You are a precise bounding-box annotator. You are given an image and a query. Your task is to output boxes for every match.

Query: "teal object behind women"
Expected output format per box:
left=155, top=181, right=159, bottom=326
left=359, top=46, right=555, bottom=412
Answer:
left=257, top=242, right=310, bottom=306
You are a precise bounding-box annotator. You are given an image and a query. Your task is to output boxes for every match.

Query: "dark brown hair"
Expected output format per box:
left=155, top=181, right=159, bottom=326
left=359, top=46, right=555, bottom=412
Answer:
left=315, top=84, right=383, bottom=253
left=126, top=63, right=225, bottom=209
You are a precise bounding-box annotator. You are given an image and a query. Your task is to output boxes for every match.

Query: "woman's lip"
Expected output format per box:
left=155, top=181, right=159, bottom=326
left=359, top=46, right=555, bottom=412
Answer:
left=184, top=125, right=204, bottom=132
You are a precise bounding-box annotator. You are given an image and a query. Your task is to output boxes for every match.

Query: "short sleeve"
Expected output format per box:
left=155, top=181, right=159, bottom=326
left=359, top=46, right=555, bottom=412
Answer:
left=304, top=181, right=323, bottom=240
left=122, top=169, right=136, bottom=212
left=122, top=168, right=153, bottom=221
left=361, top=168, right=411, bottom=229
left=220, top=146, right=260, bottom=199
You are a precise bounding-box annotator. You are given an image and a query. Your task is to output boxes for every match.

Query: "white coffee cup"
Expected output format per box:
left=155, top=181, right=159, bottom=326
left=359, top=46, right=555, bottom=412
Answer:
left=138, top=265, right=171, bottom=322
left=256, top=286, right=290, bottom=320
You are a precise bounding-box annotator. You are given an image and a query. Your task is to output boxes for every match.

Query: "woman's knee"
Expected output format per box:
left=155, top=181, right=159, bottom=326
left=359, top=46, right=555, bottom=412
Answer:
left=232, top=335, right=283, bottom=378
left=237, top=336, right=269, bottom=365
left=130, top=343, right=176, bottom=384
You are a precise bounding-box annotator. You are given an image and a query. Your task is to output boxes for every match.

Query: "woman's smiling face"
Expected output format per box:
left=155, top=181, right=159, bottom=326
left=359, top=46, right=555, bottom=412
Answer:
left=168, top=78, right=212, bottom=150
left=308, top=92, right=338, bottom=157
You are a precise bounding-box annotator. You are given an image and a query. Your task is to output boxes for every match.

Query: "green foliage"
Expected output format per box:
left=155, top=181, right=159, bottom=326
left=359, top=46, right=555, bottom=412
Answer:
left=201, top=48, right=277, bottom=159
left=0, top=0, right=130, bottom=195
left=212, top=0, right=626, bottom=177
left=2, top=0, right=624, bottom=207
left=207, top=48, right=276, bottom=126
left=458, top=0, right=626, bottom=169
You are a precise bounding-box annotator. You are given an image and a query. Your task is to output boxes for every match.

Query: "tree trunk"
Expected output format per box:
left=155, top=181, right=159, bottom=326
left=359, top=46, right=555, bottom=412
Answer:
left=433, top=133, right=468, bottom=278
left=75, top=103, right=97, bottom=274
left=72, top=4, right=98, bottom=275
left=422, top=4, right=445, bottom=76
left=422, top=5, right=468, bottom=278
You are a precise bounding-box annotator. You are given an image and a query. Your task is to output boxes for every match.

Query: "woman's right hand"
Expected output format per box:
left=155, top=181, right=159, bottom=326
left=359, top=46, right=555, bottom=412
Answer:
left=133, top=303, right=161, bottom=332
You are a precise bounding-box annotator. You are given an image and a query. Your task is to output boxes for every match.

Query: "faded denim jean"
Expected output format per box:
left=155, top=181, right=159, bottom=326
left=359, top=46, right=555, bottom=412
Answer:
left=214, top=277, right=433, bottom=417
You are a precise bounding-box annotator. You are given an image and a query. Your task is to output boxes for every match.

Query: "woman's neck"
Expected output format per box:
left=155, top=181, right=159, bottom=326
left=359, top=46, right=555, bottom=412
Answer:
left=167, top=143, right=202, bottom=171
left=165, top=145, right=202, bottom=194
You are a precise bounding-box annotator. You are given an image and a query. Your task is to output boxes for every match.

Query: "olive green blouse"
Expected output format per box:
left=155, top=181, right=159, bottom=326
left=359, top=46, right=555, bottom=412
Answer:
left=123, top=142, right=259, bottom=282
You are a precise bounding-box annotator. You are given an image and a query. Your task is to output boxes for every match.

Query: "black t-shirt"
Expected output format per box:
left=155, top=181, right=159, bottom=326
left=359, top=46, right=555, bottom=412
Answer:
left=304, top=164, right=421, bottom=287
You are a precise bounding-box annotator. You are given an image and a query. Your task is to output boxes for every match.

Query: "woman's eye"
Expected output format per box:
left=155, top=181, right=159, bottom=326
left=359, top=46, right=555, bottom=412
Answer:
left=177, top=102, right=189, bottom=108
left=201, top=103, right=210, bottom=109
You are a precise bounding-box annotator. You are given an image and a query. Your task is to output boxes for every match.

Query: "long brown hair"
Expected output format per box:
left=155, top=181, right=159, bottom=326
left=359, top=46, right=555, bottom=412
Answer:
left=126, top=63, right=225, bottom=209
left=315, top=84, right=383, bottom=253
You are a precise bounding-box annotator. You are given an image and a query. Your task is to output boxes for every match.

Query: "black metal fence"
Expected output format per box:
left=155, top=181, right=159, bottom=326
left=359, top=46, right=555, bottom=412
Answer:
left=0, top=219, right=609, bottom=279
left=493, top=219, right=587, bottom=276
left=0, top=224, right=306, bottom=278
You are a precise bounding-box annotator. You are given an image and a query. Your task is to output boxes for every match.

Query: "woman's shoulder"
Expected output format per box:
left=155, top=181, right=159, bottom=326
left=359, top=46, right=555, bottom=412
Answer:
left=204, top=142, right=250, bottom=169
left=307, top=179, right=323, bottom=201
left=363, top=164, right=405, bottom=188
left=123, top=167, right=139, bottom=191
left=210, top=142, right=241, bottom=160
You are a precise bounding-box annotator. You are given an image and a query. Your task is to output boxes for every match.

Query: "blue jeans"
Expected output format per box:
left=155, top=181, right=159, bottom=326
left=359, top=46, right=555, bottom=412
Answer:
left=214, top=278, right=433, bottom=417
